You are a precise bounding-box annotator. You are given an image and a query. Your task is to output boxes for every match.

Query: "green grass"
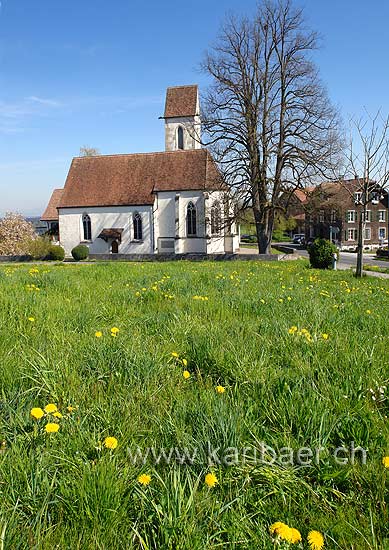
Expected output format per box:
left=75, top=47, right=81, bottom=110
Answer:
left=364, top=265, right=389, bottom=275
left=1, top=260, right=389, bottom=549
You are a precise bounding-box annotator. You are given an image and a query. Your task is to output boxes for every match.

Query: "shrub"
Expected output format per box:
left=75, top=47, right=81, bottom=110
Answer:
left=272, top=229, right=291, bottom=242
left=46, top=245, right=65, bottom=261
left=24, top=236, right=52, bottom=260
left=0, top=212, right=36, bottom=255
left=71, top=245, right=89, bottom=261
left=308, top=238, right=338, bottom=269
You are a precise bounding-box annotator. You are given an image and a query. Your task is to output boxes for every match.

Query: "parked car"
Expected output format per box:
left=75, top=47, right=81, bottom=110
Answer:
left=292, top=233, right=305, bottom=245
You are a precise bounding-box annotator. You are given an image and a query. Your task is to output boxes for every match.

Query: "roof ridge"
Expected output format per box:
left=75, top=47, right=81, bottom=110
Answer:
left=166, top=84, right=198, bottom=90
left=73, top=149, right=206, bottom=160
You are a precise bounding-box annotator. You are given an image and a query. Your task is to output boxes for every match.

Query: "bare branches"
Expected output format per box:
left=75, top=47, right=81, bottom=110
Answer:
left=201, top=0, right=342, bottom=253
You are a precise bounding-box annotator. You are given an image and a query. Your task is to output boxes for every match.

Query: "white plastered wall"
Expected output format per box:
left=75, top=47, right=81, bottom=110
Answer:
left=58, top=205, right=153, bottom=256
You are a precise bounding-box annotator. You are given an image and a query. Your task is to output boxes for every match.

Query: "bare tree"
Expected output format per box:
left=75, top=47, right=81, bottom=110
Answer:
left=345, top=112, right=389, bottom=277
left=201, top=0, right=342, bottom=253
left=79, top=145, right=100, bottom=157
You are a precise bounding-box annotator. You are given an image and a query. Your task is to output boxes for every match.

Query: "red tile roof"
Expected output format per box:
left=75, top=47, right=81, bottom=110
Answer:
left=163, top=85, right=198, bottom=118
left=41, top=188, right=64, bottom=221
left=58, top=149, right=224, bottom=209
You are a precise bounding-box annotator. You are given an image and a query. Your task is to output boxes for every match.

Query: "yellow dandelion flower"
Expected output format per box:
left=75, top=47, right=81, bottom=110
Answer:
left=260, top=299, right=265, bottom=304
left=171, top=352, right=179, bottom=358
left=110, top=327, right=119, bottom=334
left=366, top=309, right=372, bottom=314
left=45, top=423, right=59, bottom=433
left=205, top=472, right=218, bottom=488
left=288, top=326, right=298, bottom=334
left=289, top=528, right=302, bottom=543
left=382, top=456, right=389, bottom=468
left=30, top=407, right=44, bottom=420
left=216, top=385, right=225, bottom=394
left=307, top=530, right=324, bottom=550
left=182, top=358, right=188, bottom=367
left=67, top=405, right=75, bottom=413
left=183, top=370, right=191, bottom=379
left=95, top=331, right=103, bottom=338
left=44, top=403, right=57, bottom=414
left=28, top=317, right=35, bottom=322
left=53, top=411, right=63, bottom=418
left=138, top=473, right=151, bottom=485
left=322, top=333, right=329, bottom=340
left=278, top=298, right=283, bottom=303
left=269, top=522, right=288, bottom=536
left=104, top=436, right=118, bottom=449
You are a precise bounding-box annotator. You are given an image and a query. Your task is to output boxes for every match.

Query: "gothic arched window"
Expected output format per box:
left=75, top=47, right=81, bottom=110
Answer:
left=133, top=212, right=143, bottom=241
left=186, top=201, right=197, bottom=236
left=211, top=202, right=222, bottom=235
left=177, top=126, right=184, bottom=150
left=82, top=213, right=92, bottom=241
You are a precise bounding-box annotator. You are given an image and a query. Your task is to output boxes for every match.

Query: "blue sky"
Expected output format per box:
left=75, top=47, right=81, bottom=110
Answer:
left=0, top=0, right=388, bottom=216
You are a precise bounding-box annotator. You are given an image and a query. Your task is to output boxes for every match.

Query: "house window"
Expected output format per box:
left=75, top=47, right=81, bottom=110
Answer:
left=330, top=209, right=337, bottom=223
left=379, top=227, right=386, bottom=240
left=186, top=201, right=197, bottom=236
left=177, top=126, right=184, bottom=150
left=319, top=210, right=324, bottom=223
left=133, top=212, right=143, bottom=241
left=379, top=210, right=386, bottom=222
left=211, top=202, right=222, bottom=235
left=362, top=210, right=372, bottom=222
left=354, top=192, right=362, bottom=204
left=82, top=213, right=92, bottom=241
left=347, top=228, right=357, bottom=241
left=364, top=227, right=371, bottom=240
left=347, top=210, right=356, bottom=223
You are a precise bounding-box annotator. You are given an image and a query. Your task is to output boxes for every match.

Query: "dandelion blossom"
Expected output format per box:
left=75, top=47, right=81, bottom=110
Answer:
left=182, top=358, right=188, bottom=367
left=30, top=407, right=44, bottom=420
left=95, top=331, right=103, bottom=338
left=67, top=405, right=75, bottom=413
left=382, top=456, right=389, bottom=468
left=205, top=472, right=218, bottom=488
left=322, top=333, right=329, bottom=340
left=110, top=327, right=120, bottom=334
left=138, top=473, right=151, bottom=485
left=28, top=317, right=35, bottom=322
left=104, top=436, right=118, bottom=449
left=53, top=411, right=63, bottom=418
left=171, top=351, right=179, bottom=358
left=216, top=385, right=225, bottom=394
left=45, top=423, right=59, bottom=433
left=44, top=403, right=57, bottom=414
left=307, top=530, right=324, bottom=550
left=183, top=370, right=190, bottom=379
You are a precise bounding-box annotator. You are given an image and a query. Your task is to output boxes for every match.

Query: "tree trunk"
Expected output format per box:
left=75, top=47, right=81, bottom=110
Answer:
left=355, top=209, right=364, bottom=278
left=253, top=206, right=272, bottom=254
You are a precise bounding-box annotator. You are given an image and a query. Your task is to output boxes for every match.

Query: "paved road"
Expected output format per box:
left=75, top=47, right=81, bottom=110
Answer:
left=291, top=246, right=389, bottom=269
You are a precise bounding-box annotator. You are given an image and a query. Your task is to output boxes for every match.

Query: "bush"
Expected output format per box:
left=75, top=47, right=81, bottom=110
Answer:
left=272, top=229, right=291, bottom=242
left=46, top=245, right=65, bottom=261
left=71, top=245, right=89, bottom=261
left=24, top=236, right=52, bottom=260
left=308, top=238, right=338, bottom=269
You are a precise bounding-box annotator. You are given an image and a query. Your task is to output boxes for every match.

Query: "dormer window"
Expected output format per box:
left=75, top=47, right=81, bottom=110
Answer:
left=177, top=126, right=184, bottom=150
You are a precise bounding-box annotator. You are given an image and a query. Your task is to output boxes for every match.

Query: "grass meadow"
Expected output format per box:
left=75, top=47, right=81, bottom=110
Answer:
left=0, top=260, right=389, bottom=549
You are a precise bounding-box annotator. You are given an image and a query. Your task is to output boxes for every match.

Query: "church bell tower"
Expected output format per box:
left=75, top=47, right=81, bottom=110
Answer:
left=162, top=85, right=201, bottom=152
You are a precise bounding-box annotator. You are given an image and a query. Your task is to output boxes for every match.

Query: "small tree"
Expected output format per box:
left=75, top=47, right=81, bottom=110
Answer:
left=345, top=113, right=389, bottom=277
left=79, top=146, right=100, bottom=157
left=0, top=213, right=36, bottom=256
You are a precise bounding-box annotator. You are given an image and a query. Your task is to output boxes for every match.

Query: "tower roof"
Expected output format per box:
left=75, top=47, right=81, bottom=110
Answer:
left=163, top=85, right=198, bottom=118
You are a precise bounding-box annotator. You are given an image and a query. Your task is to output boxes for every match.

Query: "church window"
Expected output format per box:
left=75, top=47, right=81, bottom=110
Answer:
left=211, top=202, right=222, bottom=235
left=82, top=213, right=92, bottom=241
left=133, top=212, right=143, bottom=240
left=177, top=126, right=184, bottom=150
left=186, top=202, right=197, bottom=236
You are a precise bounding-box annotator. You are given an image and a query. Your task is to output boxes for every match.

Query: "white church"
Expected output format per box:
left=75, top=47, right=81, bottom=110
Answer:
left=41, top=85, right=240, bottom=256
